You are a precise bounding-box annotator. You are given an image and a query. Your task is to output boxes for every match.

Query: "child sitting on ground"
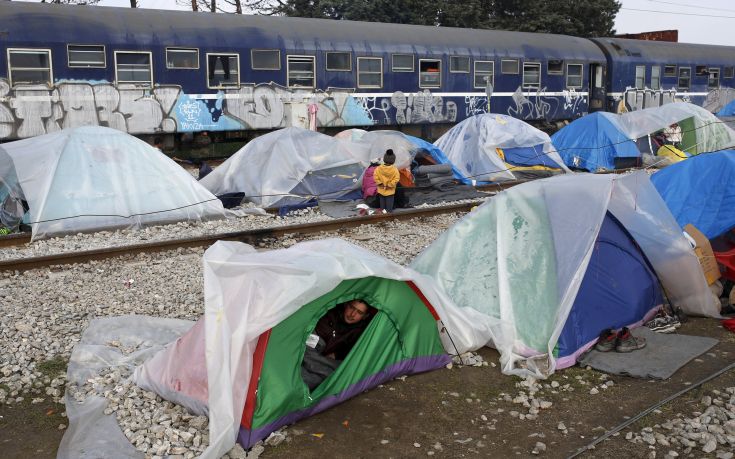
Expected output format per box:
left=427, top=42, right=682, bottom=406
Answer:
left=374, top=149, right=400, bottom=213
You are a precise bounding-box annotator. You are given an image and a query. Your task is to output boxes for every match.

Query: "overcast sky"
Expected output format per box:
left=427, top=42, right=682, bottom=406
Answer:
left=18, top=0, right=735, bottom=46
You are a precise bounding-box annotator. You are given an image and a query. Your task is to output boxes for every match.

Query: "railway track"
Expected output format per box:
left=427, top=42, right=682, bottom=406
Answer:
left=0, top=201, right=481, bottom=272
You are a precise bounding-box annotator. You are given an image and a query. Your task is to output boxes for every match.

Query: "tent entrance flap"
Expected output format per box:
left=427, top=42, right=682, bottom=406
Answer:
left=239, top=276, right=449, bottom=448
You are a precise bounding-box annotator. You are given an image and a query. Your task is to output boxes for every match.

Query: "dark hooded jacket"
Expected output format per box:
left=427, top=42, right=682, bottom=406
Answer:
left=314, top=305, right=372, bottom=361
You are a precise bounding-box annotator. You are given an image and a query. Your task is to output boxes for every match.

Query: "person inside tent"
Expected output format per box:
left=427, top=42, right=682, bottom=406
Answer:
left=663, top=123, right=682, bottom=148
left=301, top=299, right=376, bottom=390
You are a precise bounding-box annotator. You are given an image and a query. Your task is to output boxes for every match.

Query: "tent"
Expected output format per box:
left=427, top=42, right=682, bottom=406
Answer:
left=0, top=126, right=226, bottom=240
left=717, top=99, right=735, bottom=117
left=199, top=127, right=415, bottom=208
left=551, top=112, right=640, bottom=171
left=134, top=239, right=487, bottom=458
left=405, top=135, right=470, bottom=185
left=553, top=103, right=735, bottom=171
left=651, top=151, right=735, bottom=239
left=411, top=172, right=716, bottom=378
left=434, top=113, right=569, bottom=184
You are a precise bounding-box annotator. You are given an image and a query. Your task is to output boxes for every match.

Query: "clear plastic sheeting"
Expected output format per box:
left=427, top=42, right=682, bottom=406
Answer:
left=617, top=103, right=735, bottom=155
left=0, top=126, right=227, bottom=240
left=411, top=172, right=714, bottom=379
left=433, top=113, right=570, bottom=183
left=134, top=239, right=493, bottom=459
left=57, top=315, right=194, bottom=459
left=200, top=127, right=414, bottom=208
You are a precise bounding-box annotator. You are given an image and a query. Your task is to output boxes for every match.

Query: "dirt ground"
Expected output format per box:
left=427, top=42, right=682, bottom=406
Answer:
left=1, top=317, right=733, bottom=459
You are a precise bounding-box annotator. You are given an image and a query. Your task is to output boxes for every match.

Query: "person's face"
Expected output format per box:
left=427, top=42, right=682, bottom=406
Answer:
left=344, top=300, right=369, bottom=324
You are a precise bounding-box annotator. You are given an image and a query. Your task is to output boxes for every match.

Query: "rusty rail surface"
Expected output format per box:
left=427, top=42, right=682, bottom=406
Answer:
left=0, top=201, right=485, bottom=272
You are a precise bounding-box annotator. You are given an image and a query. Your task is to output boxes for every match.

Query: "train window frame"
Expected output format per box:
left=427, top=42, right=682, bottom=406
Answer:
left=635, top=65, right=646, bottom=89
left=114, top=50, right=153, bottom=88
left=449, top=56, right=470, bottom=73
left=725, top=67, right=735, bottom=79
left=651, top=66, right=661, bottom=90
left=709, top=67, right=720, bottom=89
left=287, top=55, right=316, bottom=89
left=67, top=44, right=106, bottom=68
left=166, top=47, right=199, bottom=70
left=392, top=54, right=414, bottom=72
left=325, top=51, right=351, bottom=72
left=418, top=59, right=442, bottom=88
left=678, top=66, right=691, bottom=90
left=205, top=52, right=240, bottom=89
left=473, top=60, right=494, bottom=89
left=522, top=62, right=541, bottom=88
left=664, top=65, right=677, bottom=78
left=357, top=57, right=382, bottom=88
left=547, top=60, right=564, bottom=75
left=7, top=48, right=53, bottom=87
left=695, top=65, right=708, bottom=77
left=566, top=63, right=583, bottom=89
left=251, top=49, right=281, bottom=71
left=501, top=59, right=519, bottom=75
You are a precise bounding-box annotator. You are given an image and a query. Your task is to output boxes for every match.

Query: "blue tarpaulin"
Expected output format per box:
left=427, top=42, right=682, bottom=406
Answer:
left=405, top=135, right=471, bottom=185
left=651, top=151, right=735, bottom=239
left=551, top=112, right=639, bottom=171
left=717, top=100, right=735, bottom=117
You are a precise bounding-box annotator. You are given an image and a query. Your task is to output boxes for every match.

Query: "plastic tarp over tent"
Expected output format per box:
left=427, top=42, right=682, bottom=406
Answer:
left=199, top=127, right=414, bottom=208
left=433, top=114, right=569, bottom=184
left=411, top=172, right=716, bottom=378
left=651, top=151, right=735, bottom=239
left=133, top=239, right=491, bottom=459
left=0, top=126, right=226, bottom=240
left=551, top=112, right=640, bottom=171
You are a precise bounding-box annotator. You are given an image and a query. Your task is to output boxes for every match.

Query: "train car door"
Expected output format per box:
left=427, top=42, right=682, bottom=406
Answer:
left=589, top=64, right=605, bottom=112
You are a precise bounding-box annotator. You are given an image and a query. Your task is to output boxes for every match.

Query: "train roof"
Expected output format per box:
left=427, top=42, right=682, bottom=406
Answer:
left=592, top=38, right=735, bottom=64
left=1, top=2, right=605, bottom=61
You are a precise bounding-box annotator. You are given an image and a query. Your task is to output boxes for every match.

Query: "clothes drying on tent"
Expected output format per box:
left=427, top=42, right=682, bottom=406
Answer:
left=0, top=126, right=226, bottom=240
left=134, top=239, right=487, bottom=458
left=434, top=113, right=568, bottom=184
left=651, top=151, right=735, bottom=239
left=411, top=172, right=716, bottom=379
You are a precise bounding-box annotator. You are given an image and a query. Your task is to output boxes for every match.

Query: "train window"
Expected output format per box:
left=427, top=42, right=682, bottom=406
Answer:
left=635, top=66, right=645, bottom=89
left=67, top=45, right=105, bottom=68
left=419, top=59, right=441, bottom=88
left=392, top=54, right=414, bottom=72
left=166, top=48, right=198, bottom=69
left=651, top=66, right=661, bottom=90
left=357, top=57, right=382, bottom=88
left=664, top=65, right=677, bottom=77
left=547, top=60, right=563, bottom=75
left=709, top=68, right=720, bottom=89
left=251, top=50, right=280, bottom=71
left=678, top=67, right=691, bottom=89
left=326, top=52, right=351, bottom=72
left=450, top=56, right=470, bottom=73
left=206, top=53, right=239, bottom=88
left=287, top=55, right=315, bottom=88
left=114, top=51, right=152, bottom=87
left=695, top=66, right=708, bottom=76
left=7, top=48, right=53, bottom=86
left=725, top=67, right=734, bottom=79
left=473, top=61, right=494, bottom=89
left=522, top=62, right=541, bottom=88
left=501, top=59, right=518, bottom=75
left=566, top=64, right=583, bottom=88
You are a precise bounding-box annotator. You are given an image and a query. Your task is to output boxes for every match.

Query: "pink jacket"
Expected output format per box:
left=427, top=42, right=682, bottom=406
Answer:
left=362, top=165, right=378, bottom=198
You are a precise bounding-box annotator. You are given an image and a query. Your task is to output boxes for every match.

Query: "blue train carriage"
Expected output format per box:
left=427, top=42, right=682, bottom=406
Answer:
left=0, top=1, right=605, bottom=142
left=591, top=38, right=735, bottom=113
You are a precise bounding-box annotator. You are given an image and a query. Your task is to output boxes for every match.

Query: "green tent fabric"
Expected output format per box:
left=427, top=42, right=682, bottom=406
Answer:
left=241, top=276, right=449, bottom=446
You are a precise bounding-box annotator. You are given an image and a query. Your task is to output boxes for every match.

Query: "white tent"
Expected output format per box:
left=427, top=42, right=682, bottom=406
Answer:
left=199, top=127, right=415, bottom=208
left=0, top=126, right=226, bottom=240
left=133, top=239, right=490, bottom=458
left=411, top=172, right=715, bottom=379
left=434, top=113, right=569, bottom=183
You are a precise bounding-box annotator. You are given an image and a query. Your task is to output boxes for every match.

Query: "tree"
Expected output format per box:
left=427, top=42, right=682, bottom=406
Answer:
left=487, top=0, right=620, bottom=37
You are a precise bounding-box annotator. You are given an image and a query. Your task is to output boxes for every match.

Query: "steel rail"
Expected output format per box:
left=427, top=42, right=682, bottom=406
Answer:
left=0, top=201, right=482, bottom=272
